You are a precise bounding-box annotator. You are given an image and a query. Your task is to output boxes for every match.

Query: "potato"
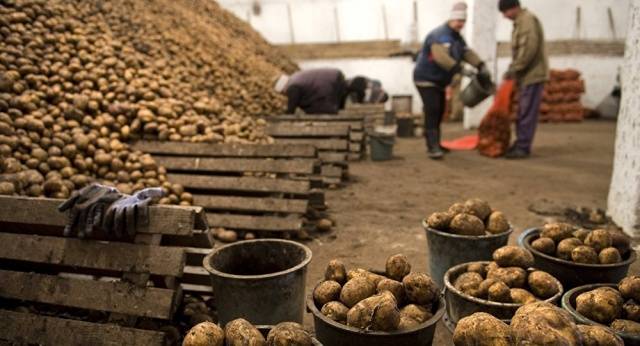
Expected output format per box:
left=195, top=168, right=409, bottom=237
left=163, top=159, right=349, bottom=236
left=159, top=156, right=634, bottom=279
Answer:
left=377, top=279, right=405, bottom=304
left=611, top=319, right=640, bottom=334
left=464, top=198, right=492, bottom=221
left=398, top=315, right=421, bottom=330
left=0, top=181, right=15, bottom=195
left=448, top=202, right=471, bottom=216
left=477, top=279, right=500, bottom=299
left=400, top=304, right=432, bottom=323
left=316, top=219, right=332, bottom=232
left=340, top=277, right=376, bottom=308
left=488, top=282, right=512, bottom=303
left=619, top=276, right=640, bottom=301
left=599, top=247, right=622, bottom=264
left=324, top=259, right=347, bottom=284
left=313, top=280, right=342, bottom=307
left=511, top=302, right=582, bottom=345
left=450, top=213, right=485, bottom=236
left=426, top=211, right=453, bottom=230
left=347, top=291, right=400, bottom=332
left=183, top=322, right=224, bottom=346
left=531, top=237, right=556, bottom=255
left=466, top=262, right=486, bottom=278
left=571, top=245, right=599, bottom=264
left=224, top=318, right=265, bottom=346
left=623, top=300, right=640, bottom=322
left=487, top=267, right=527, bottom=288
left=573, top=229, right=591, bottom=242
left=321, top=301, right=349, bottom=323
left=453, top=312, right=513, bottom=346
left=528, top=271, right=560, bottom=299
left=492, top=246, right=534, bottom=269
left=486, top=261, right=500, bottom=273
left=402, top=273, right=439, bottom=305
left=556, top=238, right=583, bottom=261
left=609, top=230, right=632, bottom=256
left=577, top=325, right=624, bottom=346
left=347, top=269, right=386, bottom=286
left=454, top=272, right=483, bottom=296
left=510, top=288, right=537, bottom=305
left=576, top=287, right=624, bottom=324
left=385, top=254, right=411, bottom=281
left=541, top=223, right=575, bottom=243
left=266, top=322, right=313, bottom=346
left=486, top=211, right=510, bottom=234
left=585, top=229, right=613, bottom=253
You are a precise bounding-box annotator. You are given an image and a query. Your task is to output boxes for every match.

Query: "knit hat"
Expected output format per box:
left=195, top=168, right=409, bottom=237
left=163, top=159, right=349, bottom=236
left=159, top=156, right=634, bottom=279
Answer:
left=499, top=0, right=520, bottom=12
left=449, top=2, right=468, bottom=21
left=273, top=74, right=290, bottom=93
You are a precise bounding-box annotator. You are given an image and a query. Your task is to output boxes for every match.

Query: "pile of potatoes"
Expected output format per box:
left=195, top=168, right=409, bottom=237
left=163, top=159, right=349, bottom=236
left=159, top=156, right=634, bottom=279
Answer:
left=426, top=198, right=511, bottom=236
left=0, top=0, right=297, bottom=200
left=314, top=254, right=440, bottom=332
left=531, top=223, right=633, bottom=265
left=183, top=319, right=314, bottom=346
left=453, top=246, right=560, bottom=304
left=453, top=302, right=625, bottom=345
left=575, top=276, right=640, bottom=336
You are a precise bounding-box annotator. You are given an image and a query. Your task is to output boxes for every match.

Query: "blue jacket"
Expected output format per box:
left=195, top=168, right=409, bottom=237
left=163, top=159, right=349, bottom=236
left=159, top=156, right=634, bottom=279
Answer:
left=413, top=24, right=468, bottom=88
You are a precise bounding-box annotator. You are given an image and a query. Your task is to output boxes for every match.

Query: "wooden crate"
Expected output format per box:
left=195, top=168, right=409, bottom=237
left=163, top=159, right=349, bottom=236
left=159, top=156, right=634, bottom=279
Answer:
left=0, top=196, right=208, bottom=346
left=341, top=104, right=386, bottom=135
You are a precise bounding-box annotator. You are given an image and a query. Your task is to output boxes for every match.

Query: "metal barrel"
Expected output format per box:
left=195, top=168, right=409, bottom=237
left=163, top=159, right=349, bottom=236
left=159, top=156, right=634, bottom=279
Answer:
left=519, top=228, right=637, bottom=289
left=562, top=284, right=640, bottom=346
left=203, top=239, right=312, bottom=326
left=423, top=220, right=513, bottom=288
left=442, top=261, right=564, bottom=332
left=307, top=294, right=445, bottom=346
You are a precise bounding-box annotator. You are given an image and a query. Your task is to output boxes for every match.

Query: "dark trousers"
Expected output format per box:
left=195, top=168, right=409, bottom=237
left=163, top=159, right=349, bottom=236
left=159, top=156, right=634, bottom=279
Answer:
left=416, top=86, right=446, bottom=148
left=515, top=82, right=544, bottom=153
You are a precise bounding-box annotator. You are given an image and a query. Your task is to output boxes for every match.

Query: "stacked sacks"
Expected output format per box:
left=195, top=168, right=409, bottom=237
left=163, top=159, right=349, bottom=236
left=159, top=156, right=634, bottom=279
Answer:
left=540, top=69, right=586, bottom=123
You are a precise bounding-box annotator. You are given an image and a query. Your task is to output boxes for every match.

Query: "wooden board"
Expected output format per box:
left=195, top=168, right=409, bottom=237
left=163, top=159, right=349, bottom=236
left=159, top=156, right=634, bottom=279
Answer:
left=321, top=166, right=344, bottom=179
left=275, top=139, right=349, bottom=151
left=271, top=120, right=364, bottom=131
left=0, top=310, right=165, bottom=346
left=0, top=233, right=185, bottom=277
left=206, top=214, right=302, bottom=232
left=168, top=174, right=310, bottom=195
left=267, top=123, right=350, bottom=138
left=154, top=156, right=317, bottom=175
left=318, top=152, right=348, bottom=165
left=271, top=115, right=365, bottom=122
left=193, top=195, right=308, bottom=214
left=132, top=141, right=316, bottom=158
left=0, top=270, right=177, bottom=319
left=350, top=132, right=365, bottom=142
left=0, top=196, right=204, bottom=236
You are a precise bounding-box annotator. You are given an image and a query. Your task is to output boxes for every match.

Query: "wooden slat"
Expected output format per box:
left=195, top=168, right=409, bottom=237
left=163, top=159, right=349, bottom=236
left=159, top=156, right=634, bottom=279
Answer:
left=267, top=123, right=350, bottom=138
left=0, top=233, right=185, bottom=277
left=206, top=214, right=302, bottom=232
left=318, top=152, right=348, bottom=164
left=132, top=141, right=316, bottom=158
left=321, top=165, right=344, bottom=179
left=350, top=143, right=362, bottom=152
left=182, top=266, right=211, bottom=286
left=0, top=196, right=202, bottom=236
left=181, top=283, right=212, bottom=294
left=350, top=132, right=365, bottom=141
left=272, top=114, right=365, bottom=122
left=272, top=120, right=364, bottom=131
left=0, top=310, right=165, bottom=346
left=275, top=139, right=349, bottom=151
left=154, top=156, right=317, bottom=175
left=0, top=270, right=177, bottom=319
left=168, top=174, right=310, bottom=194
left=193, top=195, right=308, bottom=214
left=348, top=153, right=363, bottom=161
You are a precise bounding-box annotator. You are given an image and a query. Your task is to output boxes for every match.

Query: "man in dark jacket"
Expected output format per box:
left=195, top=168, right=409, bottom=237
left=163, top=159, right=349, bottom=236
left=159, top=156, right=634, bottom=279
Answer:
left=413, top=2, right=489, bottom=159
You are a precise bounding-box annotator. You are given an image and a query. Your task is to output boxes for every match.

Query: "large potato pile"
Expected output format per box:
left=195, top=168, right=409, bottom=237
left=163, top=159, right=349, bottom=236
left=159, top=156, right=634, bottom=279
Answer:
left=183, top=319, right=314, bottom=346
left=314, top=255, right=439, bottom=332
left=0, top=0, right=297, bottom=200
left=453, top=246, right=561, bottom=304
left=426, top=198, right=511, bottom=236
left=531, top=223, right=632, bottom=265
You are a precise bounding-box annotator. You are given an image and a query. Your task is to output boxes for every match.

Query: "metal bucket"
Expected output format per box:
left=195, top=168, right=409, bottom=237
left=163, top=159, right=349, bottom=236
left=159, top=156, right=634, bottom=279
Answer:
left=369, top=134, right=395, bottom=161
left=443, top=261, right=564, bottom=332
left=307, top=294, right=445, bottom=346
left=256, top=326, right=323, bottom=345
left=519, top=228, right=637, bottom=290
left=203, top=239, right=312, bottom=326
left=562, top=284, right=640, bottom=346
left=461, top=74, right=495, bottom=108
left=422, top=220, right=513, bottom=288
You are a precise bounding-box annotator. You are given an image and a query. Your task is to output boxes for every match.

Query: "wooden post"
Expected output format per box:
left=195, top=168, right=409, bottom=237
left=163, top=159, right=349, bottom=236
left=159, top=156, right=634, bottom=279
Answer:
left=287, top=3, right=295, bottom=44
left=334, top=6, right=341, bottom=43
left=382, top=4, right=389, bottom=41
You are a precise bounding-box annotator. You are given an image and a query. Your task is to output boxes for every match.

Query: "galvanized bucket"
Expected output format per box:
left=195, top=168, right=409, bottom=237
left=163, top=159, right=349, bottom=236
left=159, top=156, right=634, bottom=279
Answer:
left=422, top=220, right=513, bottom=288
left=443, top=261, right=564, bottom=331
left=203, top=239, right=312, bottom=326
left=562, top=284, right=640, bottom=346
left=461, top=73, right=495, bottom=108
left=369, top=133, right=395, bottom=161
left=306, top=293, right=445, bottom=346
left=519, top=228, right=637, bottom=290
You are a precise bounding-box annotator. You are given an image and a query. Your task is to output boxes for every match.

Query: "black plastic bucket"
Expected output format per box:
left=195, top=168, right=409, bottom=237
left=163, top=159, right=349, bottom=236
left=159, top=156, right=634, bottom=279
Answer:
left=519, top=228, right=637, bottom=289
left=396, top=118, right=415, bottom=138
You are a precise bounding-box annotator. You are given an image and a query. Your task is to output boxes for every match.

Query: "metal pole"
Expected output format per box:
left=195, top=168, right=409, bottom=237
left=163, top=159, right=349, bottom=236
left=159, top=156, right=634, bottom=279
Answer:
left=334, top=6, right=341, bottom=43
left=382, top=4, right=389, bottom=40
left=413, top=0, right=419, bottom=43
left=287, top=3, right=295, bottom=44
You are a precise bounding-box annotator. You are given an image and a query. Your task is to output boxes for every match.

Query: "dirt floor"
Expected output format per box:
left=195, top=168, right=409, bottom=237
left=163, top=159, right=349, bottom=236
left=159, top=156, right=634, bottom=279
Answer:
left=303, top=120, right=639, bottom=344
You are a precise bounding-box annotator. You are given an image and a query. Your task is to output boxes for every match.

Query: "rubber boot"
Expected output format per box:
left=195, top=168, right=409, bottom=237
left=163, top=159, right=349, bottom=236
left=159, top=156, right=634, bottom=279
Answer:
left=426, top=129, right=444, bottom=160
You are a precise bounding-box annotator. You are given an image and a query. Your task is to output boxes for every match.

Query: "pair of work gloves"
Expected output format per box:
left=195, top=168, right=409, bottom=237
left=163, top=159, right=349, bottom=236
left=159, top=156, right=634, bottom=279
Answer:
left=58, top=184, right=164, bottom=239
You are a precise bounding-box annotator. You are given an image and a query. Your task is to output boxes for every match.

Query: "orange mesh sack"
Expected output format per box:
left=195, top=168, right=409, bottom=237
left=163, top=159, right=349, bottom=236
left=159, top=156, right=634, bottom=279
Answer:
left=477, top=80, right=515, bottom=158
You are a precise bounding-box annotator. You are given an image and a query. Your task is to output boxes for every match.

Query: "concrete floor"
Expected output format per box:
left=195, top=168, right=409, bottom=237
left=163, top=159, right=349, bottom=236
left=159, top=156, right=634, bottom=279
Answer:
left=302, top=120, right=639, bottom=344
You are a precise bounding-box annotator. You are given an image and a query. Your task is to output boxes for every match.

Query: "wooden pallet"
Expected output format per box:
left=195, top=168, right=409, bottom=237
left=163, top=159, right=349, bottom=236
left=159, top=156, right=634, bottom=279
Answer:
left=0, top=196, right=208, bottom=346
left=340, top=104, right=386, bottom=134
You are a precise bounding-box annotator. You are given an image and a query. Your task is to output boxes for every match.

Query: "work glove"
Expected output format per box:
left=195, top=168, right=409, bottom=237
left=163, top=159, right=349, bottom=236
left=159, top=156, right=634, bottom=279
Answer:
left=58, top=184, right=122, bottom=238
left=477, top=63, right=493, bottom=86
left=102, top=187, right=165, bottom=239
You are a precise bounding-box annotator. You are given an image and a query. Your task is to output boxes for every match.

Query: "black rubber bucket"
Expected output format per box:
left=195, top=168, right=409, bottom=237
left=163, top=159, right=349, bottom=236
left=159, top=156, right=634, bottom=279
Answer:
left=203, top=239, right=312, bottom=326
left=443, top=261, right=564, bottom=331
left=422, top=220, right=513, bottom=288
left=256, top=326, right=322, bottom=345
left=519, top=228, right=637, bottom=290
left=396, top=118, right=415, bottom=138
left=562, top=284, right=640, bottom=346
